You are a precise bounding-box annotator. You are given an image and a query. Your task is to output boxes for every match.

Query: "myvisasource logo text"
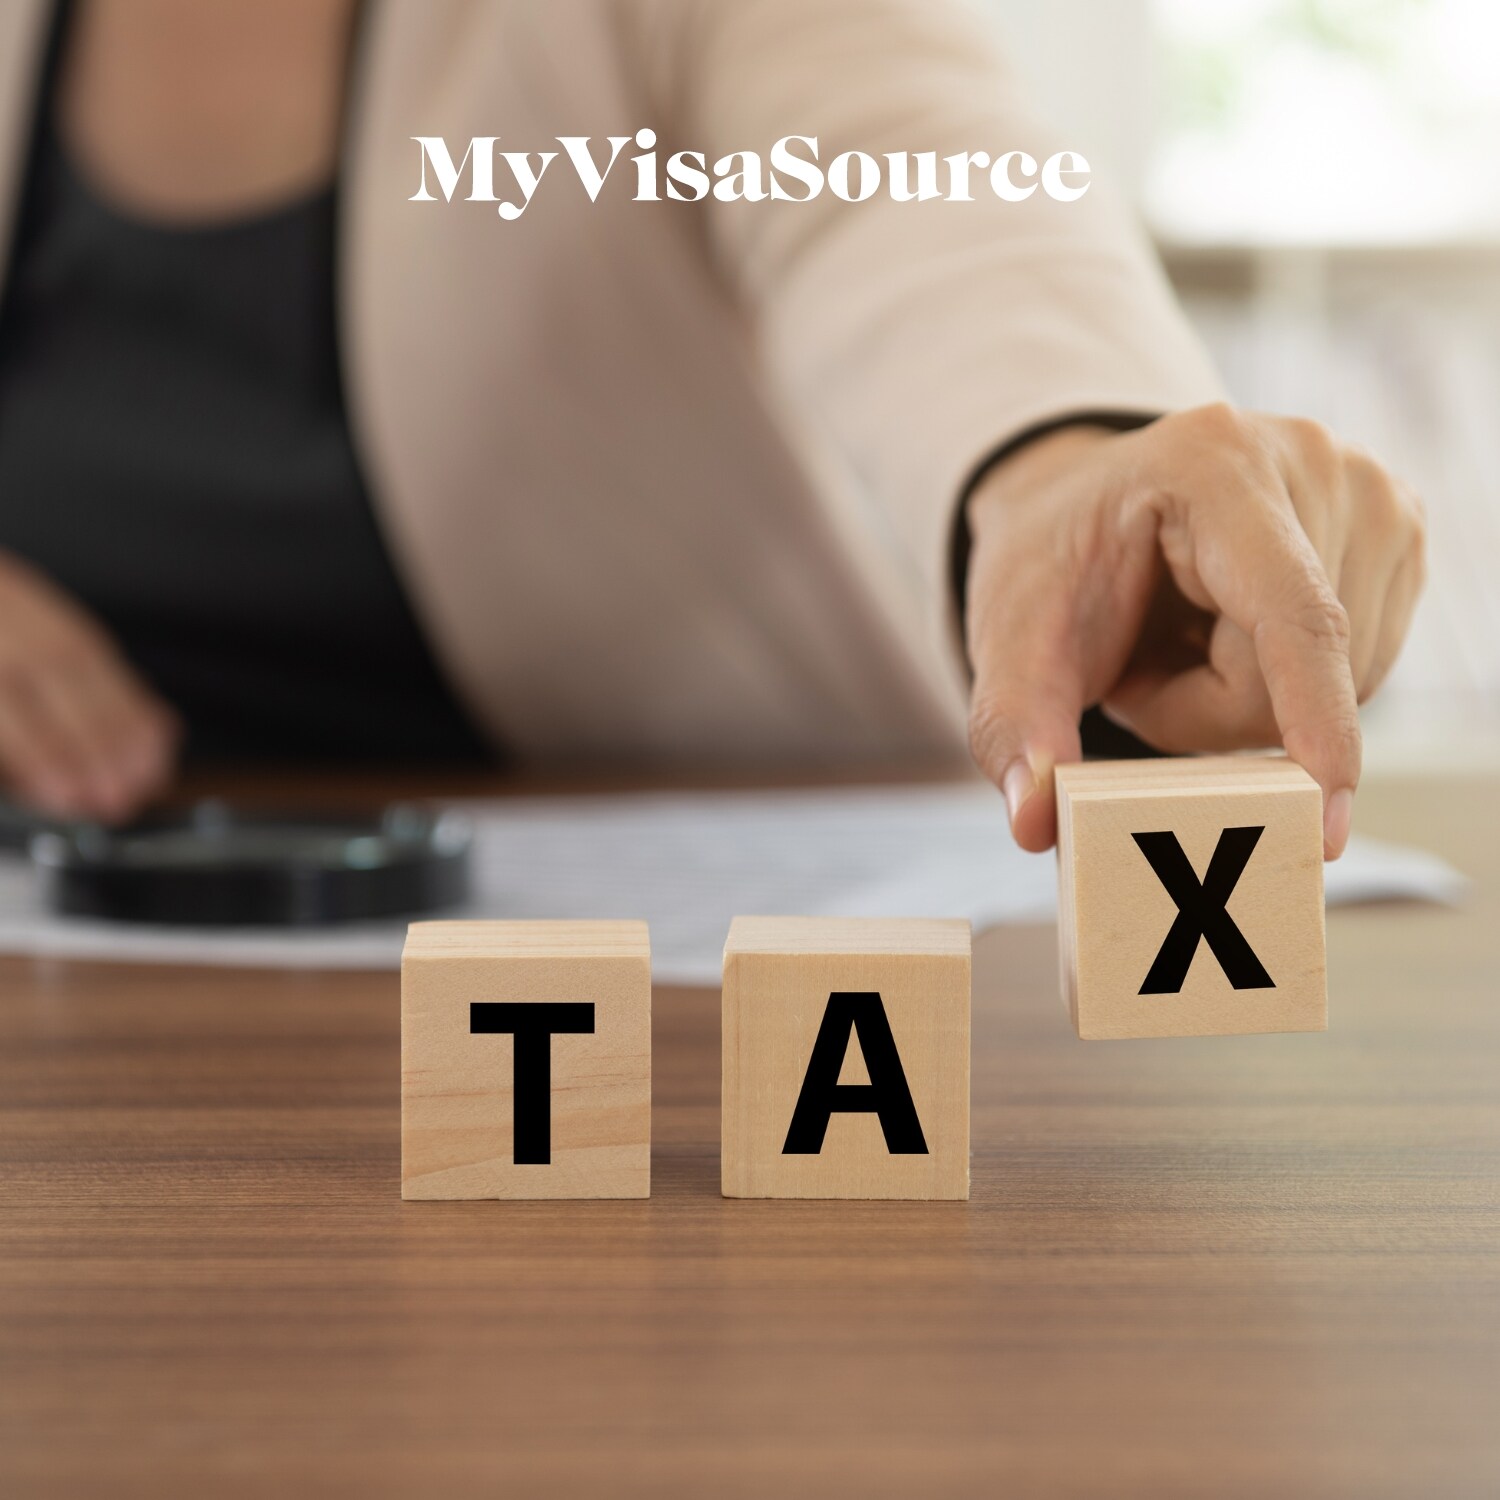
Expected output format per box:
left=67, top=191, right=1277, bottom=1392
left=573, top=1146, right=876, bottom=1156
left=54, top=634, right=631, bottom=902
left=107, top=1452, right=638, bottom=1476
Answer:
left=410, top=131, right=1090, bottom=220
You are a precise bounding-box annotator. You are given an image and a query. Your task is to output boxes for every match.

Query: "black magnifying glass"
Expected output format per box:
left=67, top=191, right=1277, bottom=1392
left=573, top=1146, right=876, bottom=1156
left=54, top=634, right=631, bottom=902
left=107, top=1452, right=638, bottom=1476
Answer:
left=0, top=800, right=473, bottom=926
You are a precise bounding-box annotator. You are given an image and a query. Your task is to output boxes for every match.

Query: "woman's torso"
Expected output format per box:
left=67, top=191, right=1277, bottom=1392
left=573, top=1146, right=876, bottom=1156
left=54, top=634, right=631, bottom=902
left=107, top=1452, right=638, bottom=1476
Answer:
left=0, top=0, right=493, bottom=762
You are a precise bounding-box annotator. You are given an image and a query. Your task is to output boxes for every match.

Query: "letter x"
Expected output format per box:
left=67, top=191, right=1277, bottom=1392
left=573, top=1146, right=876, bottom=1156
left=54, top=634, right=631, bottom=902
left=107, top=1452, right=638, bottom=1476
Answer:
left=1131, top=827, right=1274, bottom=994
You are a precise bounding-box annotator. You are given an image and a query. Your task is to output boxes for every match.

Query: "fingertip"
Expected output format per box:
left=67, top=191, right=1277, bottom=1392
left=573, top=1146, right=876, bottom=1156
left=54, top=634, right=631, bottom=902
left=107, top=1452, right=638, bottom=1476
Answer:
left=1323, top=786, right=1354, bottom=861
left=92, top=784, right=137, bottom=826
left=1003, top=750, right=1059, bottom=852
left=1010, top=797, right=1057, bottom=853
left=1001, top=758, right=1035, bottom=825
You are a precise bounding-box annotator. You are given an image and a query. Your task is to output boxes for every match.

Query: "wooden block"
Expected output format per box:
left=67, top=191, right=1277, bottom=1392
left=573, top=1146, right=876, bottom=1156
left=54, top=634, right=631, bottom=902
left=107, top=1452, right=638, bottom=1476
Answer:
left=721, top=917, right=970, bottom=1200
left=401, top=920, right=650, bottom=1199
left=1055, top=756, right=1327, bottom=1040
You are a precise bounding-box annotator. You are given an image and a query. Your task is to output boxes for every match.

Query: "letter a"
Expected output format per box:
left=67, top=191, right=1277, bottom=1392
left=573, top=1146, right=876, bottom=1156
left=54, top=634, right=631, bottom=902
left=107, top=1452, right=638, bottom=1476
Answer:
left=782, top=992, right=928, bottom=1154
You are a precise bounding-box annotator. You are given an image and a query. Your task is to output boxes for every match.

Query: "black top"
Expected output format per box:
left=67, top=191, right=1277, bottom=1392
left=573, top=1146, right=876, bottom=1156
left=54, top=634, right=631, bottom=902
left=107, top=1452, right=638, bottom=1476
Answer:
left=0, top=74, right=494, bottom=763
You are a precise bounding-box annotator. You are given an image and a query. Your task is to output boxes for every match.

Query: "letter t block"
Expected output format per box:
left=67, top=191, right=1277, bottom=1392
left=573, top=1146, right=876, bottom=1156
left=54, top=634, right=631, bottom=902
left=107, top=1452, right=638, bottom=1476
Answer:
left=722, top=917, right=970, bottom=1200
left=1055, top=757, right=1327, bottom=1040
left=401, top=920, right=651, bottom=1199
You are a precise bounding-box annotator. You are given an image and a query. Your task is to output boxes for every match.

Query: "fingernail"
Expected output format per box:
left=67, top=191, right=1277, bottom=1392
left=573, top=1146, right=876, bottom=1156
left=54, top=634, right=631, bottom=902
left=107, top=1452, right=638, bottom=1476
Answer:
left=1002, top=758, right=1037, bottom=824
left=1027, top=747, right=1056, bottom=792
left=1324, top=787, right=1354, bottom=860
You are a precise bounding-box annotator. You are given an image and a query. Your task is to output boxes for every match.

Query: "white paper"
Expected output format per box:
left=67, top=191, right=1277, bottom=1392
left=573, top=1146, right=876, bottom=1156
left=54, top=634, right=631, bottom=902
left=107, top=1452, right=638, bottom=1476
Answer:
left=0, top=784, right=1467, bottom=984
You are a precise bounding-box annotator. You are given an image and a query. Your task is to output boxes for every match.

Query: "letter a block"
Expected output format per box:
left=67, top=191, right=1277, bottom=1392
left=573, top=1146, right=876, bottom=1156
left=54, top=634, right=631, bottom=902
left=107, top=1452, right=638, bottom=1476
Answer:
left=401, top=921, right=650, bottom=1199
left=721, top=917, right=970, bottom=1200
left=1056, top=757, right=1327, bottom=1040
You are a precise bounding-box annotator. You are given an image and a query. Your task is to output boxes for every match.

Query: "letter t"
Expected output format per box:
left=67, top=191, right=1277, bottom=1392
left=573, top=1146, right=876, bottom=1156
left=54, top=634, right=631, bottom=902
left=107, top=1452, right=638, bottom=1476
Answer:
left=470, top=1002, right=596, bottom=1164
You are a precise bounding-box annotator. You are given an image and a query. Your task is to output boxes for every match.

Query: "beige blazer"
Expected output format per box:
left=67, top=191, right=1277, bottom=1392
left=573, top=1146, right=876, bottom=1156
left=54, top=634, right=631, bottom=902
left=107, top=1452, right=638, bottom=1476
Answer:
left=0, top=0, right=1222, bottom=766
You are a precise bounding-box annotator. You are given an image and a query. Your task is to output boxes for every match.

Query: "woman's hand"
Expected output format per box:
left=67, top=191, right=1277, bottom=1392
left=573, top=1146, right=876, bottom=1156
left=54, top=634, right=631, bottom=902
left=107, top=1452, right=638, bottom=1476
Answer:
left=0, top=552, right=179, bottom=821
left=963, top=404, right=1427, bottom=859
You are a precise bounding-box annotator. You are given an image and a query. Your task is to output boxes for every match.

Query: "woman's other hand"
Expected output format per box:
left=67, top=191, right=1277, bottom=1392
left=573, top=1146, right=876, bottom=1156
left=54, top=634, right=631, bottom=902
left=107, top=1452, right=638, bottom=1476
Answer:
left=0, top=552, right=179, bottom=821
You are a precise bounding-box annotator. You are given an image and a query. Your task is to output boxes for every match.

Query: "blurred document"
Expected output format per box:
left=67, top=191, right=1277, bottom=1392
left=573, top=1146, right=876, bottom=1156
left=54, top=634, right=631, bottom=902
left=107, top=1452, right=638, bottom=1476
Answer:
left=0, top=785, right=1467, bottom=983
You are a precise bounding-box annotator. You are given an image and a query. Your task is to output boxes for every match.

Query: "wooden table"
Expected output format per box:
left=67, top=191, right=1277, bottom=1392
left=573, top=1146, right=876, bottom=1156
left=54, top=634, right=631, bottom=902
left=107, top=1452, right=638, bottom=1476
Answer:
left=2, top=772, right=1497, bottom=1499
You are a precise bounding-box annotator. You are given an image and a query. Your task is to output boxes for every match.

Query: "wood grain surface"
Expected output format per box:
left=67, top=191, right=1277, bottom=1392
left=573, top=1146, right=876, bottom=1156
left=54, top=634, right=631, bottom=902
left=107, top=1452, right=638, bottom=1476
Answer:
left=1, top=771, right=1497, bottom=1499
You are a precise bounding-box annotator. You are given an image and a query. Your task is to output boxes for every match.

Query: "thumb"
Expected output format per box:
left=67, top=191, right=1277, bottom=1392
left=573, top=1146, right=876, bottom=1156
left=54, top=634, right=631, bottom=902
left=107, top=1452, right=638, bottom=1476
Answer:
left=967, top=645, right=1085, bottom=853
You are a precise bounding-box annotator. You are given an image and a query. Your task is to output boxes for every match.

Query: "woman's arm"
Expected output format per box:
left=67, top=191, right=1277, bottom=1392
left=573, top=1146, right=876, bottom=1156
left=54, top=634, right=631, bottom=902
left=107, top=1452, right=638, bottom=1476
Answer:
left=660, top=0, right=1221, bottom=643
left=658, top=0, right=1424, bottom=852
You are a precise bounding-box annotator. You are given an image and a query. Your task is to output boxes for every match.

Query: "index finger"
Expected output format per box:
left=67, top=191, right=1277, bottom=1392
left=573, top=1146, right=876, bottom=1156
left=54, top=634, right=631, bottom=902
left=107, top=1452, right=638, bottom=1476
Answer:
left=1167, top=464, right=1361, bottom=856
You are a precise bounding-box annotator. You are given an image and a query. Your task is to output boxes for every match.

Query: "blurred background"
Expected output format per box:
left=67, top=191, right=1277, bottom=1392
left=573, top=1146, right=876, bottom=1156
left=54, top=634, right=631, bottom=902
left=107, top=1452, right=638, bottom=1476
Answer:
left=990, top=0, right=1500, bottom=770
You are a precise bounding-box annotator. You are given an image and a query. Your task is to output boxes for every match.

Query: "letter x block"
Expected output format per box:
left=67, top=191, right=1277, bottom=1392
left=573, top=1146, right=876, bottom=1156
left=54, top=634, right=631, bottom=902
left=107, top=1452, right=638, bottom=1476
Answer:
left=1055, top=757, right=1327, bottom=1040
left=721, top=917, right=970, bottom=1200
left=401, top=920, right=651, bottom=1199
